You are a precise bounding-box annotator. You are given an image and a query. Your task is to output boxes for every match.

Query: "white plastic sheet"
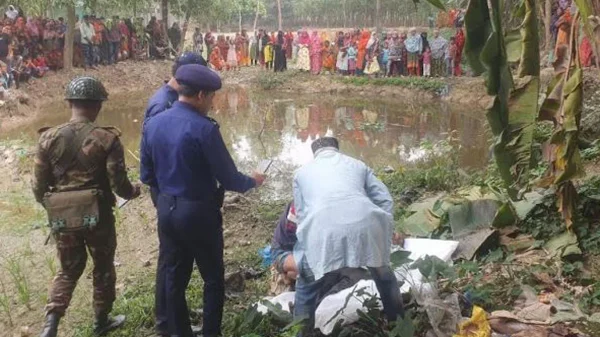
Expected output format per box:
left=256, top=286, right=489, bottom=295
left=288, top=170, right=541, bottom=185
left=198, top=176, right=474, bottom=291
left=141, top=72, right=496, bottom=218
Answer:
left=256, top=238, right=460, bottom=335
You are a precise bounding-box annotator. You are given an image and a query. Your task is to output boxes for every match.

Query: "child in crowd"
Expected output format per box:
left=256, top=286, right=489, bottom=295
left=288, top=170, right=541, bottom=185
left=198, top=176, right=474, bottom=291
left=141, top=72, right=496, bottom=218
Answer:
left=381, top=42, right=390, bottom=77
left=422, top=46, right=431, bottom=77
left=264, top=41, right=274, bottom=70
left=33, top=54, right=49, bottom=77
left=0, top=62, right=11, bottom=89
left=226, top=38, right=239, bottom=71
left=446, top=37, right=456, bottom=77
left=347, top=42, right=357, bottom=76
left=321, top=40, right=336, bottom=74
left=23, top=56, right=38, bottom=77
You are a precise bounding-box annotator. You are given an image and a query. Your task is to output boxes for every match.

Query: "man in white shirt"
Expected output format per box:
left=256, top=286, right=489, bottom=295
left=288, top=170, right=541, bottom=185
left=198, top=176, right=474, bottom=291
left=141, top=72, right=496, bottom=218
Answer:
left=79, top=15, right=96, bottom=70
left=292, top=137, right=404, bottom=333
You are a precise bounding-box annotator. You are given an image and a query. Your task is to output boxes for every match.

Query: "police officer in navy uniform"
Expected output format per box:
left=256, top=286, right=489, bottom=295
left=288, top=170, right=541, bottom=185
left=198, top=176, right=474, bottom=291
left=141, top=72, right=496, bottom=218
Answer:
left=140, top=64, right=266, bottom=337
left=142, top=51, right=206, bottom=336
left=144, top=51, right=207, bottom=123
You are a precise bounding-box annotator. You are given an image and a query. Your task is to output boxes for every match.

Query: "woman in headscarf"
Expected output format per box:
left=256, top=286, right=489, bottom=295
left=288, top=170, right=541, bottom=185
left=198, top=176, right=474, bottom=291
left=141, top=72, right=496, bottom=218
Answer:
left=210, top=46, right=225, bottom=71
left=554, top=8, right=571, bottom=56
left=335, top=31, right=346, bottom=73
left=292, top=30, right=301, bottom=62
left=249, top=32, right=258, bottom=66
left=364, top=33, right=380, bottom=76
left=429, top=29, right=448, bottom=77
left=285, top=31, right=293, bottom=59
left=405, top=27, right=422, bottom=76
left=356, top=30, right=370, bottom=75
left=321, top=40, right=336, bottom=74
left=309, top=31, right=322, bottom=74
left=400, top=32, right=408, bottom=75
left=454, top=27, right=465, bottom=76
left=239, top=30, right=250, bottom=66
left=227, top=35, right=239, bottom=71
left=296, top=30, right=311, bottom=71
left=420, top=31, right=429, bottom=76
left=274, top=31, right=287, bottom=72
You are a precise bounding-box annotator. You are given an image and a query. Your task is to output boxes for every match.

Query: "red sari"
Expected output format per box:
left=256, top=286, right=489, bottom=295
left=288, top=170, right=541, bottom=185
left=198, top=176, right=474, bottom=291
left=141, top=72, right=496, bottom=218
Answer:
left=356, top=31, right=370, bottom=72
left=454, top=29, right=465, bottom=76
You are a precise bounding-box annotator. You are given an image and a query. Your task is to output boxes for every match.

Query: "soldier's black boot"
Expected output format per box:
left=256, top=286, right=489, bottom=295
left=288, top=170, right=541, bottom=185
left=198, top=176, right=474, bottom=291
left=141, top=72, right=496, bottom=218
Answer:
left=39, top=313, right=60, bottom=337
left=93, top=313, right=126, bottom=336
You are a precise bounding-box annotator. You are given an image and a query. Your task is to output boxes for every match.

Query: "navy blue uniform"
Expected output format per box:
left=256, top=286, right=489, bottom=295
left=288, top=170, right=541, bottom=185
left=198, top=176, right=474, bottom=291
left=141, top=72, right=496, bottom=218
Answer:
left=144, top=83, right=178, bottom=123
left=141, top=99, right=255, bottom=337
left=141, top=52, right=207, bottom=336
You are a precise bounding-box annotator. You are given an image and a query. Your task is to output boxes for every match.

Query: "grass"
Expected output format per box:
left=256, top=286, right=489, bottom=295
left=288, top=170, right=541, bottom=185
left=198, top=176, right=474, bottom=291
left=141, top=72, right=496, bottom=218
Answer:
left=0, top=278, right=13, bottom=327
left=4, top=256, right=31, bottom=308
left=340, top=76, right=447, bottom=92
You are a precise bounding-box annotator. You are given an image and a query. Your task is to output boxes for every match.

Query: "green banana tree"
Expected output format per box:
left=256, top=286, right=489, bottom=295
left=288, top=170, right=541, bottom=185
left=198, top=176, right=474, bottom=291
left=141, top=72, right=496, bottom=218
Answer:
left=465, top=0, right=585, bottom=229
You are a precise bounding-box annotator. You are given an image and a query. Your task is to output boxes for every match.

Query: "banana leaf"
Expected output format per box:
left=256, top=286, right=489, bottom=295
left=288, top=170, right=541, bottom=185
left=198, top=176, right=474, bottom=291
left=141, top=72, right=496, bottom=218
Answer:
left=540, top=12, right=585, bottom=230
left=505, top=29, right=522, bottom=63
left=465, top=0, right=539, bottom=200
left=465, top=0, right=492, bottom=76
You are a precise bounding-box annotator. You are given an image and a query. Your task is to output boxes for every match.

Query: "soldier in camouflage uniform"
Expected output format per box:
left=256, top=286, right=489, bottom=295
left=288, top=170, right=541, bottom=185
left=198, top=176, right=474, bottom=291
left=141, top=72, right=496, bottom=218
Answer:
left=33, top=76, right=141, bottom=337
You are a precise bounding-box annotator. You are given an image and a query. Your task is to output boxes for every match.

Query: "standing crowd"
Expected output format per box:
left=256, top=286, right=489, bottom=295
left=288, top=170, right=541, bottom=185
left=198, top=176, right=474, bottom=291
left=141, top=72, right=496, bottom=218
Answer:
left=198, top=26, right=466, bottom=78
left=0, top=8, right=191, bottom=91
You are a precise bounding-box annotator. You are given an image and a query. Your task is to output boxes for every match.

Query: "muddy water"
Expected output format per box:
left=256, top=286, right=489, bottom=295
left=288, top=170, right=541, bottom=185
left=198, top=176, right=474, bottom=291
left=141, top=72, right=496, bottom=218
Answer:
left=4, top=86, right=488, bottom=195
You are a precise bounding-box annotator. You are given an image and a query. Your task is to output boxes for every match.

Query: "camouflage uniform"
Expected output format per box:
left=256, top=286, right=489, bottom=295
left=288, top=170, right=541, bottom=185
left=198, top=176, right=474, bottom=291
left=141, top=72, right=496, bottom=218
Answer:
left=33, top=117, right=136, bottom=318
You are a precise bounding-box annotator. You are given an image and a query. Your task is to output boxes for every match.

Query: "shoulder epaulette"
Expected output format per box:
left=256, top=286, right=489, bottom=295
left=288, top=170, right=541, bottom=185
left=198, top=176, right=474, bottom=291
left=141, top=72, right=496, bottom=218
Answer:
left=37, top=126, right=52, bottom=134
left=101, top=126, right=122, bottom=137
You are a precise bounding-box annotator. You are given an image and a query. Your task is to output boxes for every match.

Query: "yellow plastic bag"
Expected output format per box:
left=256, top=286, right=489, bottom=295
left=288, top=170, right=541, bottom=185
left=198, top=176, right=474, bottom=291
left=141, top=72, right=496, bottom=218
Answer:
left=453, top=306, right=492, bottom=337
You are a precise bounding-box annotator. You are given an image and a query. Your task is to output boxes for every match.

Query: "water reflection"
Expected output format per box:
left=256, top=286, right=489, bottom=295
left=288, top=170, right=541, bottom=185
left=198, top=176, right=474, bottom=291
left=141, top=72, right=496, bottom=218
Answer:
left=4, top=86, right=488, bottom=190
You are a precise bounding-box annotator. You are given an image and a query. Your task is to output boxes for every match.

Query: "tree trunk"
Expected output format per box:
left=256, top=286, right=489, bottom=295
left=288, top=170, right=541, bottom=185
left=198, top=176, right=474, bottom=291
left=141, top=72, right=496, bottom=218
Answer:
left=63, top=2, right=75, bottom=71
left=343, top=0, right=347, bottom=27
left=375, top=0, right=381, bottom=33
left=161, top=0, right=169, bottom=37
left=276, top=0, right=282, bottom=31
left=133, top=0, right=137, bottom=17
left=253, top=0, right=260, bottom=32
left=544, top=0, right=552, bottom=51
left=180, top=0, right=192, bottom=54
left=239, top=7, right=242, bottom=32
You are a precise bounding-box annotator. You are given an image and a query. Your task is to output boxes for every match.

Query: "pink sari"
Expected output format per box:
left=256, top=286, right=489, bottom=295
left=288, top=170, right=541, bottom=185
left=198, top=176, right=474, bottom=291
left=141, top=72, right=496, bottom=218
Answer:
left=309, top=31, right=322, bottom=74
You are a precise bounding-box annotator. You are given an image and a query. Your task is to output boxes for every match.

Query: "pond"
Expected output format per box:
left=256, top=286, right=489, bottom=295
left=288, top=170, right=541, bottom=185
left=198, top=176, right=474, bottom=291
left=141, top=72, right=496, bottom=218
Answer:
left=4, top=86, right=488, bottom=196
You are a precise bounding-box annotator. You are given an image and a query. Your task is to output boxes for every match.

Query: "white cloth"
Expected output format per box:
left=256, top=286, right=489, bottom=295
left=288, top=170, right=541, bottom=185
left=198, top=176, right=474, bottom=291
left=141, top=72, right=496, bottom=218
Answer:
left=293, top=148, right=394, bottom=281
left=80, top=22, right=95, bottom=45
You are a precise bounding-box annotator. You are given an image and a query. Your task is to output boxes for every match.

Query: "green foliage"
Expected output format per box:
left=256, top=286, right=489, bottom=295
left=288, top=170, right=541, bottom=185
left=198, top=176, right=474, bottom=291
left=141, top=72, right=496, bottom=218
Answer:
left=256, top=72, right=289, bottom=90
left=581, top=141, right=600, bottom=161
left=340, top=77, right=447, bottom=93
left=533, top=121, right=554, bottom=144
left=580, top=282, right=600, bottom=314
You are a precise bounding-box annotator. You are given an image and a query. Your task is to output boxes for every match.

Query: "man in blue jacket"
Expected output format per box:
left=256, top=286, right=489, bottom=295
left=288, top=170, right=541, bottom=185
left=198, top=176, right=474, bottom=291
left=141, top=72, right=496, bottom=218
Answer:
left=141, top=64, right=266, bottom=337
left=142, top=51, right=206, bottom=336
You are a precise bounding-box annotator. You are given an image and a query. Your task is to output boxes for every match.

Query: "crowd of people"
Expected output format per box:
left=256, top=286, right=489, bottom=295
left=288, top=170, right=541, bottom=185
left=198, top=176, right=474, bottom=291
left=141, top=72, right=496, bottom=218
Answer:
left=200, top=27, right=467, bottom=77
left=0, top=8, right=188, bottom=91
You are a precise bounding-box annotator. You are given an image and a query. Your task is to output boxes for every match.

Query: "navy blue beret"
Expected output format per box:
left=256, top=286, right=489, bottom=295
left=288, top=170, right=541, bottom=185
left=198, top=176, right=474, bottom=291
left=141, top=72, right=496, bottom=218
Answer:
left=175, top=52, right=207, bottom=69
left=175, top=64, right=222, bottom=92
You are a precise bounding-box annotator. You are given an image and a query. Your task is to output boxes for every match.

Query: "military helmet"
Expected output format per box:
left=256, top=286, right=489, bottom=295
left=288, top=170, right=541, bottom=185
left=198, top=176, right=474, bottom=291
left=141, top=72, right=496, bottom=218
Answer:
left=64, top=76, right=108, bottom=101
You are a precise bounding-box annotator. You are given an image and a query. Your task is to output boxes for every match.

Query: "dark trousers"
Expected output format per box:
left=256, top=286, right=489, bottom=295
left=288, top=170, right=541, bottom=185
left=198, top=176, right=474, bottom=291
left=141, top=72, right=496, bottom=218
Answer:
left=82, top=44, right=93, bottom=68
left=152, top=188, right=169, bottom=335
left=157, top=194, right=225, bottom=337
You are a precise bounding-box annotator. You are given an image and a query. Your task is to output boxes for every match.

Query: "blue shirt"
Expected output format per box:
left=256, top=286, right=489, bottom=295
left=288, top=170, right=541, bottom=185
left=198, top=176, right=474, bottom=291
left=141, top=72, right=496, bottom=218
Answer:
left=140, top=101, right=256, bottom=200
left=143, top=83, right=178, bottom=123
